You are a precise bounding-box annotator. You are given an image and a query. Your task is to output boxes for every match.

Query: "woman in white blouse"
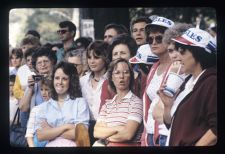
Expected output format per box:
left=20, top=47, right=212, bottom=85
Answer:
left=79, top=40, right=110, bottom=145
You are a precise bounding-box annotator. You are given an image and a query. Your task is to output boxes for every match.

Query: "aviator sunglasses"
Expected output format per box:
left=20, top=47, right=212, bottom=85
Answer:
left=147, top=35, right=163, bottom=44
left=57, top=29, right=69, bottom=34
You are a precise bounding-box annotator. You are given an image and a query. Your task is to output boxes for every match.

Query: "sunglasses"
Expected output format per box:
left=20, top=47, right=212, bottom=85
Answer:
left=57, top=29, right=69, bottom=34
left=148, top=35, right=163, bottom=44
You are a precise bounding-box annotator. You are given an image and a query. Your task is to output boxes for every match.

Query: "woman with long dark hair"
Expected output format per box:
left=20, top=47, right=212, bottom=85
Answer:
left=35, top=61, right=90, bottom=147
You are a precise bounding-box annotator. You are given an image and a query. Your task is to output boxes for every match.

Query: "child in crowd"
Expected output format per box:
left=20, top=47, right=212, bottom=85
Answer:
left=25, top=78, right=51, bottom=147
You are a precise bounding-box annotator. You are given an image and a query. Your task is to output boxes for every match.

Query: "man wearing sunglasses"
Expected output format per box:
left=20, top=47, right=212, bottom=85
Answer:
left=142, top=16, right=174, bottom=146
left=56, top=21, right=77, bottom=63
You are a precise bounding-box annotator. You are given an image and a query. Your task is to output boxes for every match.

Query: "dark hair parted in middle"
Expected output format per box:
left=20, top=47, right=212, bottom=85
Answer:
left=10, top=48, right=23, bottom=59
left=108, top=34, right=138, bottom=61
left=108, top=58, right=134, bottom=93
left=86, top=40, right=110, bottom=70
left=51, top=61, right=82, bottom=100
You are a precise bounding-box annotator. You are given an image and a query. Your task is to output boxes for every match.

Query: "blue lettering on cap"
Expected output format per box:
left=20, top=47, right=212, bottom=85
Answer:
left=185, top=30, right=202, bottom=42
left=154, top=17, right=172, bottom=25
left=137, top=53, right=142, bottom=59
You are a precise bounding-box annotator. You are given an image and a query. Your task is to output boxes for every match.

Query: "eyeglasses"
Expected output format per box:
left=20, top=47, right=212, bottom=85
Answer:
left=36, top=60, right=50, bottom=66
left=57, top=29, right=69, bottom=35
left=113, top=70, right=130, bottom=77
left=148, top=35, right=163, bottom=44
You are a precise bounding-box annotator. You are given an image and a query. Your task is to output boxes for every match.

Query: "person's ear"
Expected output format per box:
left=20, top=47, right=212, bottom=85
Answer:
left=71, top=31, right=75, bottom=36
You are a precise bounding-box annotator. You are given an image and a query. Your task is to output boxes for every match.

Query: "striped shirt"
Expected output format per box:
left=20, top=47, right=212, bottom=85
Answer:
left=98, top=91, right=143, bottom=142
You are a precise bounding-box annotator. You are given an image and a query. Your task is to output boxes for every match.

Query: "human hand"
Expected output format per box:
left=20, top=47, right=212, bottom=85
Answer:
left=157, top=85, right=174, bottom=108
left=64, top=123, right=76, bottom=130
left=98, top=121, right=107, bottom=127
left=27, top=75, right=35, bottom=89
left=40, top=120, right=52, bottom=129
left=152, top=99, right=164, bottom=124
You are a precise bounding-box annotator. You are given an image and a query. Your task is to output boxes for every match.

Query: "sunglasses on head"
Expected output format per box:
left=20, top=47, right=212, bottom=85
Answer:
left=57, top=29, right=69, bottom=34
left=148, top=35, right=163, bottom=44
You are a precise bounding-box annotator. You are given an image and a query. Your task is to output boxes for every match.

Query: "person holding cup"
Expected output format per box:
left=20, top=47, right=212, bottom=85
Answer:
left=141, top=16, right=174, bottom=146
left=152, top=23, right=193, bottom=130
left=158, top=28, right=217, bottom=146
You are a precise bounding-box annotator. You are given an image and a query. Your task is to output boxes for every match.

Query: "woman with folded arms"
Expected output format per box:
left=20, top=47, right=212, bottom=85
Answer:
left=94, top=58, right=143, bottom=146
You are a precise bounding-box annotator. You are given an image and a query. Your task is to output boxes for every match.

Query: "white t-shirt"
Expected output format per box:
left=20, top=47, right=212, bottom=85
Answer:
left=146, top=68, right=168, bottom=136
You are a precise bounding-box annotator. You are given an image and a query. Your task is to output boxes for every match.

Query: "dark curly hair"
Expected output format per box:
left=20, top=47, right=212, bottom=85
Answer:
left=32, top=47, right=57, bottom=72
left=108, top=58, right=134, bottom=93
left=51, top=61, right=82, bottom=100
left=108, top=34, right=138, bottom=61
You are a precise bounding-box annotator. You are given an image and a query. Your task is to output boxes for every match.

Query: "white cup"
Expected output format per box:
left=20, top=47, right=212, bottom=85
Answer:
left=163, top=72, right=185, bottom=97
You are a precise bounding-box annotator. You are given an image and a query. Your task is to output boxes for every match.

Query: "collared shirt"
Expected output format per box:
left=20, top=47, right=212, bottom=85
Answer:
left=98, top=91, right=143, bottom=142
left=80, top=71, right=107, bottom=120
left=35, top=95, right=90, bottom=131
left=56, top=42, right=76, bottom=63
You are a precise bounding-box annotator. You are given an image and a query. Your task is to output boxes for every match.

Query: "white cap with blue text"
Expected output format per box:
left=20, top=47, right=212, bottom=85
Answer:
left=147, top=16, right=174, bottom=28
left=129, top=44, right=159, bottom=64
left=172, top=28, right=217, bottom=54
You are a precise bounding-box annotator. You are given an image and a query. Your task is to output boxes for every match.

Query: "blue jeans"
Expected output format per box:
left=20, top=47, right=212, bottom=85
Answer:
left=33, top=133, right=48, bottom=147
left=148, top=134, right=167, bottom=146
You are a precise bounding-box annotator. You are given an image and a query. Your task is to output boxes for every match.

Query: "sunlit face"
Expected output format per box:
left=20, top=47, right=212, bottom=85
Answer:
left=148, top=32, right=168, bottom=56
left=112, top=62, right=130, bottom=92
left=26, top=56, right=33, bottom=69
left=104, top=28, right=118, bottom=44
left=36, top=56, right=52, bottom=75
left=112, top=44, right=131, bottom=61
left=179, top=48, right=198, bottom=75
left=10, top=55, right=22, bottom=68
left=87, top=50, right=106, bottom=73
left=67, top=56, right=83, bottom=76
left=57, top=27, right=74, bottom=42
left=132, top=22, right=147, bottom=45
left=54, top=68, right=70, bottom=97
left=40, top=84, right=50, bottom=101
left=168, top=42, right=181, bottom=62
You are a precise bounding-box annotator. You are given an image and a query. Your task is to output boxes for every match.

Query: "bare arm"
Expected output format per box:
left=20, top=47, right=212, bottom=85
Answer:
left=26, top=137, right=35, bottom=147
left=108, top=120, right=140, bottom=142
left=152, top=99, right=164, bottom=124
left=60, top=127, right=76, bottom=140
left=36, top=121, right=74, bottom=141
left=94, top=121, right=118, bottom=139
left=195, top=129, right=217, bottom=146
left=19, top=76, right=35, bottom=112
left=157, top=86, right=174, bottom=126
